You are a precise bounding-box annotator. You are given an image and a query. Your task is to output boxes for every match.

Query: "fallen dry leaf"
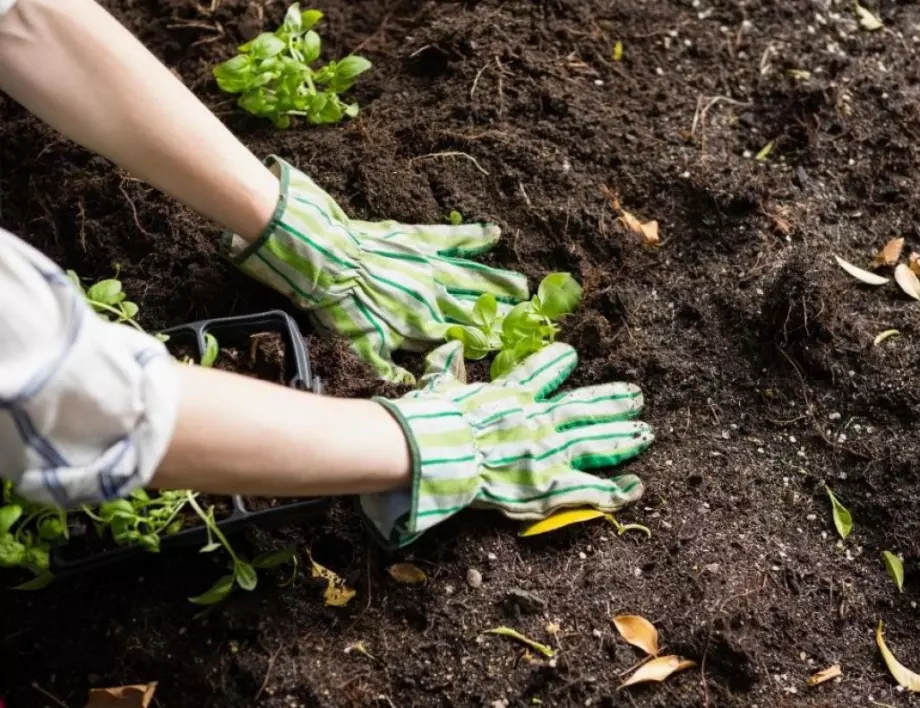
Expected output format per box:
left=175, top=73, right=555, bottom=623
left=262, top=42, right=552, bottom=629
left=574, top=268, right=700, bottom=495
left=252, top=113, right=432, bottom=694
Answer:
left=909, top=252, right=920, bottom=275
left=807, top=664, right=842, bottom=687
left=307, top=551, right=356, bottom=607
left=873, top=329, right=900, bottom=346
left=84, top=683, right=157, bottom=708
left=601, top=186, right=661, bottom=248
left=834, top=255, right=889, bottom=285
left=871, top=237, right=904, bottom=268
left=894, top=263, right=920, bottom=301
left=387, top=563, right=427, bottom=584
left=613, top=40, right=623, bottom=61
left=877, top=621, right=920, bottom=691
left=613, top=615, right=660, bottom=656
left=855, top=2, right=883, bottom=30
left=520, top=508, right=606, bottom=536
left=619, top=655, right=696, bottom=689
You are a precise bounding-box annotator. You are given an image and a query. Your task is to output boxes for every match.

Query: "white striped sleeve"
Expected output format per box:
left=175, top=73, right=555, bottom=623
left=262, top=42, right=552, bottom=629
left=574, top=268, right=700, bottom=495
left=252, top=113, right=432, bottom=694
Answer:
left=0, top=227, right=179, bottom=507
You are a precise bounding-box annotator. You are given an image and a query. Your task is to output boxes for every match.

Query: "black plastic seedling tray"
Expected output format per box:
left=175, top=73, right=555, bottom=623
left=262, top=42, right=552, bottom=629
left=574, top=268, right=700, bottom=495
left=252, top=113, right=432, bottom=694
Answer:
left=50, top=310, right=329, bottom=575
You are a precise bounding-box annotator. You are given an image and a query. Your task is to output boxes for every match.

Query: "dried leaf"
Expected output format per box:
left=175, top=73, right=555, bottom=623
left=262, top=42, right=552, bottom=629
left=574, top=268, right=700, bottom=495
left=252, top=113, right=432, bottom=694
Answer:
left=344, top=641, right=376, bottom=660
left=873, top=329, right=900, bottom=346
left=307, top=551, right=355, bottom=607
left=520, top=508, right=606, bottom=537
left=601, top=186, right=661, bottom=248
left=834, top=255, right=889, bottom=285
left=84, top=683, right=157, bottom=708
left=871, top=237, right=904, bottom=268
left=877, top=621, right=920, bottom=691
left=485, top=626, right=556, bottom=658
left=894, top=263, right=920, bottom=301
left=787, top=69, right=812, bottom=80
left=613, top=615, right=660, bottom=656
left=755, top=141, right=775, bottom=161
left=619, top=655, right=696, bottom=689
left=825, top=486, right=853, bottom=540
left=387, top=563, right=427, bottom=584
left=909, top=252, right=920, bottom=275
left=882, top=551, right=904, bottom=593
left=613, top=40, right=624, bottom=61
left=807, top=664, right=842, bottom=687
left=855, top=2, right=883, bottom=30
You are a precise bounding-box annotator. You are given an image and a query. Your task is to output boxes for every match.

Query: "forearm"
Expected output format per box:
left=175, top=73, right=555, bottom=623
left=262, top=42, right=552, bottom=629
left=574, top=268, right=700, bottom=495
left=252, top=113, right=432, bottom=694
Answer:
left=0, top=0, right=277, bottom=240
left=153, top=364, right=412, bottom=497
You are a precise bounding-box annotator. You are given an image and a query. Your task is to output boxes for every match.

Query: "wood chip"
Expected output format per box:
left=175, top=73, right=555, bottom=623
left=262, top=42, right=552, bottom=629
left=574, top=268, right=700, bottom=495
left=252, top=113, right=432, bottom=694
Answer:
left=807, top=664, right=841, bottom=686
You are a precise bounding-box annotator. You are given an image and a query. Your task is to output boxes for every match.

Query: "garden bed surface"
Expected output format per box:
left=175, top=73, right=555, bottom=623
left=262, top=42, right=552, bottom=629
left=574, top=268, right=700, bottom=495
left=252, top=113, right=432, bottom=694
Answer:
left=1, top=0, right=919, bottom=706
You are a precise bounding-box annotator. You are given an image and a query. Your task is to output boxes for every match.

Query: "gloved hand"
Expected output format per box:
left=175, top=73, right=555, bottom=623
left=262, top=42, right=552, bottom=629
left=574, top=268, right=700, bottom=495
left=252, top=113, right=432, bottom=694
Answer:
left=222, top=157, right=529, bottom=383
left=360, top=341, right=653, bottom=548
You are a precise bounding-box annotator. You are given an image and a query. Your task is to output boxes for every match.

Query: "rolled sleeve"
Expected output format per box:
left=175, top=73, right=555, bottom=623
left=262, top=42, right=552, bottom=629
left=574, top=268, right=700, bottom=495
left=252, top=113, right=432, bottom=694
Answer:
left=0, top=227, right=179, bottom=507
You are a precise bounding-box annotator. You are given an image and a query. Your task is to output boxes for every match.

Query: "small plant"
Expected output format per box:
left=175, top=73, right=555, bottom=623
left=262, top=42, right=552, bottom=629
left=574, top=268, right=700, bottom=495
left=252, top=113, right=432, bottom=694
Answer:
left=448, top=210, right=464, bottom=226
left=212, top=4, right=372, bottom=129
left=446, top=272, right=583, bottom=379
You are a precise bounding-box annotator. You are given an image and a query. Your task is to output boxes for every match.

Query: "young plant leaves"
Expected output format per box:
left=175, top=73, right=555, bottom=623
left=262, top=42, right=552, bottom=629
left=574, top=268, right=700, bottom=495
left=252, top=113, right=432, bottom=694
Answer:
left=536, top=273, right=583, bottom=320
left=894, top=263, right=920, bottom=301
left=471, top=293, right=498, bottom=329
left=807, top=664, right=841, bottom=687
left=12, top=571, right=55, bottom=591
left=252, top=544, right=297, bottom=569
left=189, top=574, right=234, bottom=605
left=755, top=140, right=775, bottom=161
left=235, top=562, right=258, bottom=591
left=619, top=656, right=696, bottom=689
left=446, top=325, right=490, bottom=360
left=882, top=551, right=904, bottom=593
left=490, top=349, right=519, bottom=380
left=0, top=504, right=22, bottom=535
left=387, top=563, right=428, bottom=584
left=484, top=627, right=555, bottom=658
left=519, top=508, right=606, bottom=537
left=613, top=615, right=660, bottom=656
left=876, top=621, right=920, bottom=691
left=825, top=486, right=852, bottom=540
left=201, top=333, right=220, bottom=368
left=834, top=255, right=889, bottom=285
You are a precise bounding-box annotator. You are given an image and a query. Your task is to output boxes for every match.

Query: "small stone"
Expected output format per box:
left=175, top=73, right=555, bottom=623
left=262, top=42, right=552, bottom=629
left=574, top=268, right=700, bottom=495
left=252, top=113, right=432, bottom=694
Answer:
left=794, top=166, right=809, bottom=187
left=578, top=551, right=587, bottom=560
left=594, top=79, right=604, bottom=86
left=466, top=568, right=483, bottom=588
left=445, top=584, right=456, bottom=596
left=829, top=412, right=841, bottom=421
left=491, top=700, right=508, bottom=708
left=633, top=567, right=642, bottom=577
left=806, top=514, right=816, bottom=521
left=487, top=552, right=497, bottom=561
left=503, top=588, right=547, bottom=615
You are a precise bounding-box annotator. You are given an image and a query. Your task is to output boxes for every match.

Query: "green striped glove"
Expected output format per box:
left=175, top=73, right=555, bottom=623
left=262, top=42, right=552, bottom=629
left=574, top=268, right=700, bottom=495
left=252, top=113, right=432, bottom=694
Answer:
left=360, top=341, right=653, bottom=548
left=222, top=156, right=529, bottom=383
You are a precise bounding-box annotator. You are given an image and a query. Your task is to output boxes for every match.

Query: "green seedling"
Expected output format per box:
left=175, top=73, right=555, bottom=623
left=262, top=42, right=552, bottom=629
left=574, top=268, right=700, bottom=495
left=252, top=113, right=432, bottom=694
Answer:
left=0, top=480, right=64, bottom=589
left=212, top=3, right=372, bottom=128
left=448, top=210, right=463, bottom=226
left=445, top=272, right=583, bottom=379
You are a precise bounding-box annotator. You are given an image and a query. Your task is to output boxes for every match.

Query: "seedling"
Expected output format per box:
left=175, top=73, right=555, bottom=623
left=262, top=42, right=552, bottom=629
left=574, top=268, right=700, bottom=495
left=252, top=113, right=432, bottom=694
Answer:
left=445, top=272, right=583, bottom=379
left=448, top=210, right=463, bottom=226
left=212, top=4, right=372, bottom=128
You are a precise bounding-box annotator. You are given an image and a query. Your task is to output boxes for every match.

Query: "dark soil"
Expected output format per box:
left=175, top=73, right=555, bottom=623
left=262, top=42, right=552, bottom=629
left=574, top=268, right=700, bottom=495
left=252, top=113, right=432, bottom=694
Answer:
left=1, top=0, right=919, bottom=706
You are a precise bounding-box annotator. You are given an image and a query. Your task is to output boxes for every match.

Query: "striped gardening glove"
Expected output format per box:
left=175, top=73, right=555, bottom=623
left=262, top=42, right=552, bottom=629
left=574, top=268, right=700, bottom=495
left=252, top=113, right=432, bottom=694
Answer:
left=222, top=156, right=529, bottom=383
left=360, top=341, right=654, bottom=548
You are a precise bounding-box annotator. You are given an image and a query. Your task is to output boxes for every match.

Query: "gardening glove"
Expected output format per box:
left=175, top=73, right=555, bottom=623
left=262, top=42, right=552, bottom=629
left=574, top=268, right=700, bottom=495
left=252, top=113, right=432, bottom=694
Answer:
left=360, top=340, right=653, bottom=548
left=222, top=156, right=529, bottom=383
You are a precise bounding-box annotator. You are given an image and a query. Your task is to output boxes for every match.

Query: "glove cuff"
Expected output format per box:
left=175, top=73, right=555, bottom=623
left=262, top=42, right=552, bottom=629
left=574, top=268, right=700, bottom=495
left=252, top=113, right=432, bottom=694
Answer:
left=359, top=397, right=480, bottom=548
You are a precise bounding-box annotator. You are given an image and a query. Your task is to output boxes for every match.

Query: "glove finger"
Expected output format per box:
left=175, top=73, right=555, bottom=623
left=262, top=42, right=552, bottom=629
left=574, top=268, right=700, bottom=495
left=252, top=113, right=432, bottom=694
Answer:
left=548, top=420, right=653, bottom=470
left=540, top=383, right=645, bottom=429
left=494, top=343, right=577, bottom=399
left=477, top=465, right=644, bottom=518
left=433, top=256, right=530, bottom=303
left=351, top=220, right=501, bottom=258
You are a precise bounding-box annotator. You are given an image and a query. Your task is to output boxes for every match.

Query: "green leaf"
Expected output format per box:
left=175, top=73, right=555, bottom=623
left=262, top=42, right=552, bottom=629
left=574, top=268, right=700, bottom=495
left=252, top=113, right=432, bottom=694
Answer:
left=199, top=541, right=222, bottom=554
left=446, top=325, right=491, bottom=360
left=252, top=544, right=297, bottom=569
left=825, top=486, right=852, bottom=540
left=12, top=571, right=55, bottom=591
left=300, top=9, right=323, bottom=30
left=315, top=96, right=345, bottom=124
left=189, top=574, right=234, bottom=605
left=235, top=562, right=258, bottom=591
left=449, top=210, right=463, bottom=226
left=472, top=293, right=498, bottom=330
left=249, top=32, right=286, bottom=59
left=201, top=333, right=220, bottom=368
left=138, top=534, right=160, bottom=553
left=502, top=302, right=540, bottom=342
left=344, top=102, right=360, bottom=118
left=282, top=3, right=302, bottom=32
left=755, top=140, right=774, bottom=161
left=23, top=546, right=50, bottom=572
left=87, top=279, right=123, bottom=306
left=37, top=517, right=65, bottom=541
left=536, top=273, right=583, bottom=320
left=0, top=504, right=22, bottom=535
left=490, top=349, right=519, bottom=380
left=882, top=551, right=904, bottom=593
left=119, top=301, right=139, bottom=320
left=301, top=30, right=321, bottom=63
left=0, top=533, right=26, bottom=567
left=336, top=55, right=372, bottom=85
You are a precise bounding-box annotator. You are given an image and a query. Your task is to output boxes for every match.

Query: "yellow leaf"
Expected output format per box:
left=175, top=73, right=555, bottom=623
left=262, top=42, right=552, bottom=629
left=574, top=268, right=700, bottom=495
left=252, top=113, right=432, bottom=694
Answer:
left=807, top=664, right=842, bottom=686
left=755, top=141, right=775, bottom=161
left=619, top=655, right=696, bottom=689
left=84, top=684, right=157, bottom=708
left=600, top=186, right=661, bottom=248
left=834, top=255, right=889, bottom=285
left=871, top=237, right=904, bottom=268
left=894, top=263, right=920, bottom=301
left=877, top=621, right=920, bottom=691
left=613, top=40, right=624, bottom=61
left=484, top=626, right=555, bottom=658
left=520, top=508, right=606, bottom=536
left=855, top=2, right=883, bottom=30
left=307, top=551, right=356, bottom=607
left=613, top=615, right=659, bottom=656
left=387, top=562, right=427, bottom=584
left=873, top=329, right=900, bottom=346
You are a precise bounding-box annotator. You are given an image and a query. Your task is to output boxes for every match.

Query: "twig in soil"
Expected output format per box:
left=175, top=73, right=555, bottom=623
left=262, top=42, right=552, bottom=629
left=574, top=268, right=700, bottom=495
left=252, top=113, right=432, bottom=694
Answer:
left=118, top=180, right=154, bottom=239
left=494, top=56, right=506, bottom=118
left=254, top=646, right=284, bottom=701
left=31, top=683, right=70, bottom=708
left=409, top=152, right=490, bottom=176
left=518, top=182, right=533, bottom=208
left=377, top=695, right=398, bottom=708
left=77, top=200, right=87, bottom=251
left=690, top=95, right=752, bottom=155
left=470, top=60, right=490, bottom=100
